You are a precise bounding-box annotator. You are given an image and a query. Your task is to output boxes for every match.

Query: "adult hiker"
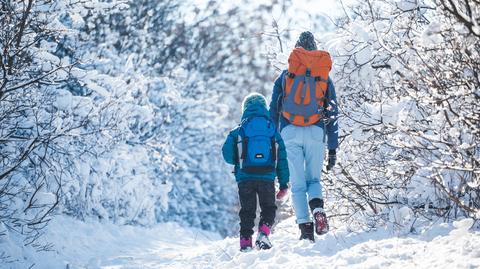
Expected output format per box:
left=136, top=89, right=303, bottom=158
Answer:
left=269, top=31, right=339, bottom=242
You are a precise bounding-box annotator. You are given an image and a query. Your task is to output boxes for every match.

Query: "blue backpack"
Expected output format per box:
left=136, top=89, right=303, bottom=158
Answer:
left=237, top=116, right=276, bottom=173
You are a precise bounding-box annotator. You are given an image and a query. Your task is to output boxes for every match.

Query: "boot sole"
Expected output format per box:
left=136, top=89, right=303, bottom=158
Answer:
left=255, top=232, right=272, bottom=250
left=255, top=241, right=272, bottom=250
left=314, top=213, right=329, bottom=235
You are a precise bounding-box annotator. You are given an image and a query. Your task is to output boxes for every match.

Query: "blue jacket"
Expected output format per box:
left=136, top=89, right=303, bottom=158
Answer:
left=222, top=102, right=290, bottom=189
left=269, top=70, right=339, bottom=150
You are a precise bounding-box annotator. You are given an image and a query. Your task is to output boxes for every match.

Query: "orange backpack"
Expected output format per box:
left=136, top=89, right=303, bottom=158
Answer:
left=282, top=48, right=332, bottom=126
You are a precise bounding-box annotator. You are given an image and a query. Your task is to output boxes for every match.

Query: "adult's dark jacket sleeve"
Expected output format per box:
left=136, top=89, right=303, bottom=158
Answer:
left=275, top=132, right=289, bottom=189
left=325, top=78, right=339, bottom=150
left=269, top=71, right=287, bottom=129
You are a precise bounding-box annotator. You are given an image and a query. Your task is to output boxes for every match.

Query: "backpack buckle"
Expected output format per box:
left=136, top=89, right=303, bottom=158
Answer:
left=305, top=68, right=311, bottom=77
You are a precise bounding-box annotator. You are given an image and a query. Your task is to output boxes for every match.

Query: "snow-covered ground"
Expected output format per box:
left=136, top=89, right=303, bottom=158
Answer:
left=2, top=216, right=479, bottom=268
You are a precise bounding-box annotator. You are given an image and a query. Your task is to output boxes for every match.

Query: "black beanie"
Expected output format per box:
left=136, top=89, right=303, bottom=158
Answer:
left=295, top=31, right=317, bottom=51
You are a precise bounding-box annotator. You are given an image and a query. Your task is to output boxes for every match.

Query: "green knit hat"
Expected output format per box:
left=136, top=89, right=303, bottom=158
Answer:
left=242, top=92, right=267, bottom=113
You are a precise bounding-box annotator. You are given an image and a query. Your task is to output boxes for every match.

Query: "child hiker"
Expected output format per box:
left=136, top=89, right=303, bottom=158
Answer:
left=222, top=93, right=290, bottom=251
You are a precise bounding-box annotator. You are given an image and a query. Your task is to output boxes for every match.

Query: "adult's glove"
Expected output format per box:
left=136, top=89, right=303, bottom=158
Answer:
left=326, top=149, right=337, bottom=171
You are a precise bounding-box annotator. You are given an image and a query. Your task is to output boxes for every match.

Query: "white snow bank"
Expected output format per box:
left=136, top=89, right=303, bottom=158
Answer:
left=2, top=216, right=479, bottom=268
left=1, top=216, right=220, bottom=269
left=210, top=217, right=480, bottom=269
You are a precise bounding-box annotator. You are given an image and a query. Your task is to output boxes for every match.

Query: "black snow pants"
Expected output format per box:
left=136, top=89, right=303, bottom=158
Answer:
left=238, top=180, right=277, bottom=238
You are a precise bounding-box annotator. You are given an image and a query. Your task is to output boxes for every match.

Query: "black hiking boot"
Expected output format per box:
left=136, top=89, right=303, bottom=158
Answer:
left=299, top=222, right=315, bottom=242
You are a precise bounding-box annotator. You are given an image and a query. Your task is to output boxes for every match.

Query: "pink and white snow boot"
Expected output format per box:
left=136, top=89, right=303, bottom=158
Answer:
left=255, top=224, right=272, bottom=250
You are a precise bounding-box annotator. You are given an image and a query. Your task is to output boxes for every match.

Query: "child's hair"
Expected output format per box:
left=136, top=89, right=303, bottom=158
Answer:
left=242, top=92, right=267, bottom=113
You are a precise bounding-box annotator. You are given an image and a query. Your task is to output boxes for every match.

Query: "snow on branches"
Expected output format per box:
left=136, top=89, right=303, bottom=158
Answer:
left=325, top=0, right=479, bottom=231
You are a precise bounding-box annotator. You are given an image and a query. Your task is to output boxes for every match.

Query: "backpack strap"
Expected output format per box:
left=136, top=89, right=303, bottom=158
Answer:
left=314, top=76, right=328, bottom=83
left=302, top=68, right=318, bottom=107
left=237, top=127, right=247, bottom=167
left=238, top=127, right=248, bottom=160
left=270, top=137, right=276, bottom=161
left=285, top=74, right=313, bottom=122
left=290, top=75, right=304, bottom=96
left=241, top=137, right=248, bottom=160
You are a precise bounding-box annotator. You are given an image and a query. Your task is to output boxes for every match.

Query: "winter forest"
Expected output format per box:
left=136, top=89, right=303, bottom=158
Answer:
left=0, top=0, right=479, bottom=268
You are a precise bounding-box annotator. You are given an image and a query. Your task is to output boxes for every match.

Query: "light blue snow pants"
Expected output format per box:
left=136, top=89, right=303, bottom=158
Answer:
left=280, top=125, right=325, bottom=224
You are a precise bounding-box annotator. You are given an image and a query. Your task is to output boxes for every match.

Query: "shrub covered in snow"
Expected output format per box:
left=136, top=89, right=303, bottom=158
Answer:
left=320, top=0, right=480, bottom=230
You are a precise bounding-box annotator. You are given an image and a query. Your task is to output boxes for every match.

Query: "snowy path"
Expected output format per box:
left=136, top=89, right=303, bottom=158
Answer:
left=11, top=216, right=480, bottom=268
left=191, top=218, right=480, bottom=269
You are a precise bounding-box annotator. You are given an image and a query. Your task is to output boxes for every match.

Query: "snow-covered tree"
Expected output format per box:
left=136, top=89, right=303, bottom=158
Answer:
left=322, top=0, right=479, bottom=231
left=0, top=0, right=132, bottom=248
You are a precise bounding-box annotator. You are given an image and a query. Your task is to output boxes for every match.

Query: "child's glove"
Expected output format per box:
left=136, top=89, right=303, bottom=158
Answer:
left=276, top=186, right=289, bottom=200
left=326, top=149, right=336, bottom=171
